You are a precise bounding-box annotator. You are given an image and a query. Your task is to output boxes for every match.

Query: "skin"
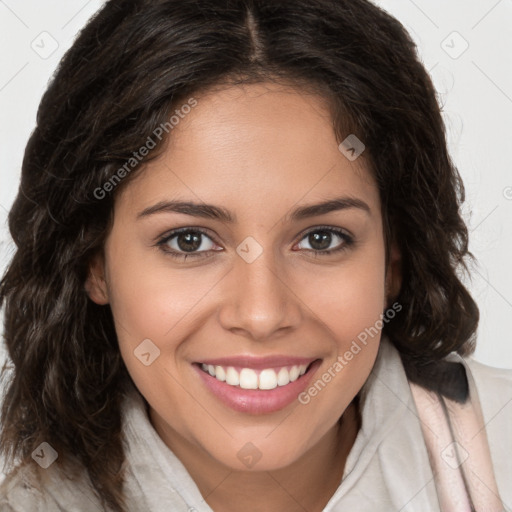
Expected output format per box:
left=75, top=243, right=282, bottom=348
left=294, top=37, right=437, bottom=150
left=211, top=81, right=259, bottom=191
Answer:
left=86, top=81, right=402, bottom=512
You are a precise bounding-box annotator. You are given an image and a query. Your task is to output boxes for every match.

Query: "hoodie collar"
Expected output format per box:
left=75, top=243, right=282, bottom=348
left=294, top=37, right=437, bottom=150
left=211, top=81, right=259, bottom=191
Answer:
left=120, top=334, right=438, bottom=511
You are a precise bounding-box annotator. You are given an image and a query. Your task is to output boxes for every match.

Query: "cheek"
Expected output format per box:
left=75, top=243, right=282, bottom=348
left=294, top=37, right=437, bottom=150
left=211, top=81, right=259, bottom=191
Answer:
left=105, top=232, right=204, bottom=340
left=104, top=240, right=224, bottom=389
left=294, top=241, right=386, bottom=415
left=103, top=239, right=178, bottom=371
left=298, top=242, right=387, bottom=343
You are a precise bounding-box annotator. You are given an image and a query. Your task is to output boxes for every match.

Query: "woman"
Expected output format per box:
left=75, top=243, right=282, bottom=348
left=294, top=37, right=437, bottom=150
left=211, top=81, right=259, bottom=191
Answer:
left=0, top=0, right=510, bottom=511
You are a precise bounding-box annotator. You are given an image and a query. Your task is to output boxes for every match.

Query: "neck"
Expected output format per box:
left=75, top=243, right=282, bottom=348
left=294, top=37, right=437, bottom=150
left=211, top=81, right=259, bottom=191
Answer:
left=150, top=397, right=361, bottom=512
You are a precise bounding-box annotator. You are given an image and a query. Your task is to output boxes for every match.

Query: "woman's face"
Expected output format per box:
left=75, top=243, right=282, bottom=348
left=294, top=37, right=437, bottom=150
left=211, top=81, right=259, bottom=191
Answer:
left=87, top=81, right=401, bottom=471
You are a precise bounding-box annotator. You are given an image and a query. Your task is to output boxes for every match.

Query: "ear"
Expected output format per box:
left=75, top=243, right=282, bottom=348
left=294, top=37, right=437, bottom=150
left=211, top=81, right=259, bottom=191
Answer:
left=385, top=241, right=402, bottom=307
left=84, top=250, right=109, bottom=305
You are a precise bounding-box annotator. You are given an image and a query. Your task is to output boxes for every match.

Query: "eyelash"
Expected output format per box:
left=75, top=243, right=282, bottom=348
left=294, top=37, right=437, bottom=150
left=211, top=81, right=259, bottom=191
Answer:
left=155, top=226, right=355, bottom=261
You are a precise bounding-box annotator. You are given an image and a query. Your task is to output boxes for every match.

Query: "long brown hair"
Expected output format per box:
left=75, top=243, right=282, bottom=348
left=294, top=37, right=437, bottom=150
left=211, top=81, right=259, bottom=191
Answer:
left=0, top=0, right=478, bottom=510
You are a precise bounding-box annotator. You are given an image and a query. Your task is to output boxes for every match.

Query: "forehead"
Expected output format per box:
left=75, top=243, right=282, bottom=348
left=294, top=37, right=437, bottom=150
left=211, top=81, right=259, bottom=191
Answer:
left=118, top=82, right=380, bottom=219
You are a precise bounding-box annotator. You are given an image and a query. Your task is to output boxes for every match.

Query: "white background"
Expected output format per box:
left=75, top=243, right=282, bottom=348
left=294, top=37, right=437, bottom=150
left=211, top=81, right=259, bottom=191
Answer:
left=0, top=0, right=511, bottom=406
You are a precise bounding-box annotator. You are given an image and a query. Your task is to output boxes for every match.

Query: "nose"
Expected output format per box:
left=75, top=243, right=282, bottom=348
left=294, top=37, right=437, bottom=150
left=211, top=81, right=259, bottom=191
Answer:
left=217, top=247, right=303, bottom=341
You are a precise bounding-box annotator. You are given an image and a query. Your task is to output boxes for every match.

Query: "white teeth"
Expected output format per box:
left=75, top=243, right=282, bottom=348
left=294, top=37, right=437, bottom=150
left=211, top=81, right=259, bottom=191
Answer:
left=277, top=367, right=290, bottom=386
left=215, top=365, right=226, bottom=382
left=239, top=368, right=258, bottom=389
left=225, top=366, right=240, bottom=386
left=259, top=369, right=278, bottom=390
left=289, top=366, right=300, bottom=382
left=200, top=362, right=310, bottom=390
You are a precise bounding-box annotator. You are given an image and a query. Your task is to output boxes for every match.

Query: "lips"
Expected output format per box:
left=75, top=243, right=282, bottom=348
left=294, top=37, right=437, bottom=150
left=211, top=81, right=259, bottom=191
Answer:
left=193, top=356, right=322, bottom=414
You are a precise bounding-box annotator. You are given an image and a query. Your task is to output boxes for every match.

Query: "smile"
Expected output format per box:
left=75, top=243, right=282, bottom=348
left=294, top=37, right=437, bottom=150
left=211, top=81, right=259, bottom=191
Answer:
left=193, top=356, right=322, bottom=414
left=200, top=363, right=310, bottom=390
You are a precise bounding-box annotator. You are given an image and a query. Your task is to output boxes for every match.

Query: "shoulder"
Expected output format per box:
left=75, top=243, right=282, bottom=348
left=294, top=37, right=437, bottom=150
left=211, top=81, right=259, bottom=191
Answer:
left=0, top=460, right=102, bottom=512
left=463, top=356, right=512, bottom=418
left=462, top=356, right=512, bottom=501
left=463, top=356, right=512, bottom=429
left=0, top=464, right=52, bottom=512
left=464, top=356, right=512, bottom=398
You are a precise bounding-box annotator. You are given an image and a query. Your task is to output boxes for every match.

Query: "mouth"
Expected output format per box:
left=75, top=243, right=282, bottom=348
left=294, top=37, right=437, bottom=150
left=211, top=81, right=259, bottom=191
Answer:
left=197, top=360, right=316, bottom=390
left=192, top=357, right=323, bottom=415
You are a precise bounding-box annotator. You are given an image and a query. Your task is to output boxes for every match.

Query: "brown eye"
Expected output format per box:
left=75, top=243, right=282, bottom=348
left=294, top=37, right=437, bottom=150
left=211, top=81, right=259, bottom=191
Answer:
left=173, top=231, right=204, bottom=252
left=157, top=228, right=219, bottom=260
left=295, top=227, right=354, bottom=255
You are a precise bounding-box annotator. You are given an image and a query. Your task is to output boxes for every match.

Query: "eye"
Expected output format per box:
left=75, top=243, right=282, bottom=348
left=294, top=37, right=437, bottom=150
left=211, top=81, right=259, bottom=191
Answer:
left=295, top=226, right=354, bottom=256
left=156, top=228, right=219, bottom=260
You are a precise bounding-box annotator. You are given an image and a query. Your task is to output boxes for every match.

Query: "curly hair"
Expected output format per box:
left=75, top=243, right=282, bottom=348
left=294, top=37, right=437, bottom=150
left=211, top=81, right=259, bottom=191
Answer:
left=0, top=0, right=479, bottom=510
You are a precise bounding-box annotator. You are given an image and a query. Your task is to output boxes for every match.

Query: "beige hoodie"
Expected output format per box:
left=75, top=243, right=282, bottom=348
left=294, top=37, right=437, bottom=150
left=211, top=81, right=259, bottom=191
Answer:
left=1, top=336, right=511, bottom=511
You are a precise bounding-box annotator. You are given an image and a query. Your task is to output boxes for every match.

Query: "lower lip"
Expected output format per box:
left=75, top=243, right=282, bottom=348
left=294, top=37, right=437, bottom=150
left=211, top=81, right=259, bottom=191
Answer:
left=193, top=360, right=322, bottom=415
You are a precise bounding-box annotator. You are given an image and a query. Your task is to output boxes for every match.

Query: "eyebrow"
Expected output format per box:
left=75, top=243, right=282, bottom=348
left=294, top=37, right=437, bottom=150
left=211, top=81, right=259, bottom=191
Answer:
left=136, top=196, right=371, bottom=223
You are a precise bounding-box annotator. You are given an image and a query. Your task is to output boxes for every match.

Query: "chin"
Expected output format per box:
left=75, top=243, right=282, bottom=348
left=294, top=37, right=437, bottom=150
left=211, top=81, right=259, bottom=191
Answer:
left=200, top=431, right=316, bottom=473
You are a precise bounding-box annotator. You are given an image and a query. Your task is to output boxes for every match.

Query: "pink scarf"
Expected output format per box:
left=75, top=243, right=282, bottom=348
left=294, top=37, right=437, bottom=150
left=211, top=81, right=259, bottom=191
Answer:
left=410, top=357, right=505, bottom=512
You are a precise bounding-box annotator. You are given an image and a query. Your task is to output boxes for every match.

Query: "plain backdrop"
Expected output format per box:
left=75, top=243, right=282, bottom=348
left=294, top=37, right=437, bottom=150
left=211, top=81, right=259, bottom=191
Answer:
left=0, top=0, right=511, bottom=419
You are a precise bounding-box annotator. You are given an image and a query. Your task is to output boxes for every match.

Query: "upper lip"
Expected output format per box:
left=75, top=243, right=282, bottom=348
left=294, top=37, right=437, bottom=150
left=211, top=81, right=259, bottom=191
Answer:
left=196, top=355, right=318, bottom=370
